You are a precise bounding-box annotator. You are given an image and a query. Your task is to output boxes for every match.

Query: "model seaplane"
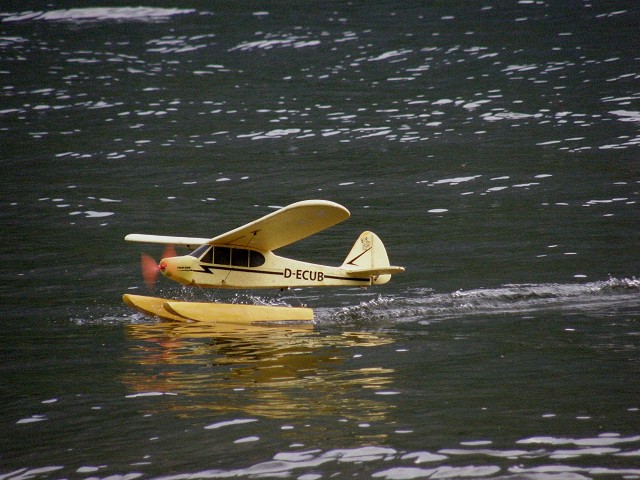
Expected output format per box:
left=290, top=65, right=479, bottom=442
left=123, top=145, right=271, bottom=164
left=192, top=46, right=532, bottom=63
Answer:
left=123, top=200, right=404, bottom=324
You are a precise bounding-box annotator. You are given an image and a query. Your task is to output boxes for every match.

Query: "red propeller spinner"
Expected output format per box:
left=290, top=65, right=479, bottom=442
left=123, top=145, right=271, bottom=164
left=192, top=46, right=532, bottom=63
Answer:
left=140, top=244, right=176, bottom=290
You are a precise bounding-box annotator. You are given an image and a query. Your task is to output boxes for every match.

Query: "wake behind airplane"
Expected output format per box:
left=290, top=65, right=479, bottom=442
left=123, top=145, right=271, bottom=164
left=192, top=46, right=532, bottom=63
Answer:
left=125, top=200, right=405, bottom=290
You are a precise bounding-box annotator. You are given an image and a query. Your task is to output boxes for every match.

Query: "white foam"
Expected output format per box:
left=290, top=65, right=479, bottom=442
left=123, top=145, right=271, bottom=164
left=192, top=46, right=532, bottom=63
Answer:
left=77, top=466, right=104, bottom=473
left=463, top=100, right=491, bottom=110
left=517, top=435, right=640, bottom=446
left=550, top=447, right=620, bottom=459
left=503, top=64, right=539, bottom=73
left=482, top=111, right=542, bottom=121
left=356, top=129, right=392, bottom=139
left=616, top=449, right=640, bottom=456
left=327, top=447, right=396, bottom=462
left=441, top=447, right=530, bottom=458
left=1, top=467, right=64, bottom=478
left=401, top=451, right=448, bottom=463
left=373, top=465, right=501, bottom=479
left=234, top=436, right=260, bottom=444
left=368, top=49, right=413, bottom=62
left=432, top=99, right=453, bottom=106
left=17, top=414, right=47, bottom=424
left=432, top=175, right=481, bottom=186
left=204, top=418, right=257, bottom=430
left=84, top=211, right=114, bottom=218
left=610, top=110, right=640, bottom=122
left=252, top=128, right=301, bottom=140
left=230, top=36, right=321, bottom=52
left=126, top=392, right=177, bottom=398
left=460, top=440, right=492, bottom=446
left=3, top=7, right=195, bottom=23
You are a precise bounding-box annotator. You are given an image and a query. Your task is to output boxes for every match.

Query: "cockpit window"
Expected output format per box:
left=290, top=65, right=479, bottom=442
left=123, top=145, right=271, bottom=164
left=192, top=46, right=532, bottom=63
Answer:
left=201, top=247, right=213, bottom=264
left=189, top=245, right=210, bottom=259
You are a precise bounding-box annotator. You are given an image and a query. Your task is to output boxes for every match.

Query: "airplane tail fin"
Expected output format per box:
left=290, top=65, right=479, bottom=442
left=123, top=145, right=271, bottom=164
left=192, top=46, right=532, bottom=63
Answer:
left=341, top=231, right=404, bottom=285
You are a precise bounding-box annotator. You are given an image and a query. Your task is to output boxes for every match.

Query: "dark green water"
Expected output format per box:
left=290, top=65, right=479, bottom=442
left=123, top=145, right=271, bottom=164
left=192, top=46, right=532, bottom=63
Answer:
left=1, top=2, right=639, bottom=478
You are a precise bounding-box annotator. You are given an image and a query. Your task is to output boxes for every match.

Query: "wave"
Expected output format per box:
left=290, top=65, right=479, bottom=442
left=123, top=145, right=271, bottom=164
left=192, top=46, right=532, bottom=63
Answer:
left=1, top=7, right=196, bottom=24
left=325, top=277, right=640, bottom=325
left=73, top=277, right=638, bottom=326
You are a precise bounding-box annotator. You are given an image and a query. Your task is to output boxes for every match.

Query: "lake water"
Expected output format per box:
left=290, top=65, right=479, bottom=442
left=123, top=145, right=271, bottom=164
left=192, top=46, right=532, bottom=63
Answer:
left=1, top=2, right=639, bottom=479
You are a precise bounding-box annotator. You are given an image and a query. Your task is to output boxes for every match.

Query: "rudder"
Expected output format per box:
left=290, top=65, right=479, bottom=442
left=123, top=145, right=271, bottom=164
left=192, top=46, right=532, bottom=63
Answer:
left=342, top=231, right=395, bottom=284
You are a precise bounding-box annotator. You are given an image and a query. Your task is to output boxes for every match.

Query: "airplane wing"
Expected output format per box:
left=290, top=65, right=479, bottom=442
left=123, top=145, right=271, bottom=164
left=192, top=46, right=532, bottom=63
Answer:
left=209, top=200, right=350, bottom=251
left=125, top=233, right=210, bottom=249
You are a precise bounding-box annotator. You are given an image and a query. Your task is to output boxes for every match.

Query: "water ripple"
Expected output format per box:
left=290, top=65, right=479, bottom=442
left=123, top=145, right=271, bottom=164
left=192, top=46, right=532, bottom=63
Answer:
left=1, top=8, right=196, bottom=24
left=328, top=277, right=640, bottom=324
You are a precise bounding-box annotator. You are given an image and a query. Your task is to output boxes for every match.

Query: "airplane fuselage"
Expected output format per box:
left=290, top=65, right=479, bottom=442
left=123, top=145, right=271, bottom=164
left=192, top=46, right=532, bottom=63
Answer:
left=160, top=246, right=387, bottom=289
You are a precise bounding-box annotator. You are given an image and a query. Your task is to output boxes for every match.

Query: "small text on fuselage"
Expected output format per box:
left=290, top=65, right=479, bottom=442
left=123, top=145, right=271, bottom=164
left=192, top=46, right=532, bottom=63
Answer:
left=283, top=268, right=324, bottom=282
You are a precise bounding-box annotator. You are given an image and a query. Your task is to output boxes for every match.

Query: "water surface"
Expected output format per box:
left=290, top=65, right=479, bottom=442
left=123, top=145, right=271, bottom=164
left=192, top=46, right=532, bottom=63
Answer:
left=1, top=2, right=639, bottom=479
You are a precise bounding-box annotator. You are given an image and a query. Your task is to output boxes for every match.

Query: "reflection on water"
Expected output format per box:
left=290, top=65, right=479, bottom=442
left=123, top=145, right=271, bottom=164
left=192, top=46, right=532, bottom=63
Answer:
left=124, top=321, right=395, bottom=421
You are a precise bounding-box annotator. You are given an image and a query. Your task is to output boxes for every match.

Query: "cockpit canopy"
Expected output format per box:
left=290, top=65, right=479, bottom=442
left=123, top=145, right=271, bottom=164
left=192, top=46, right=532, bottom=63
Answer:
left=189, top=245, right=265, bottom=268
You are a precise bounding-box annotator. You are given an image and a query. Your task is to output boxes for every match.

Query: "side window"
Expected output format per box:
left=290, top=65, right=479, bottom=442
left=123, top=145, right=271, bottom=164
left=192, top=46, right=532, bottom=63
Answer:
left=249, top=250, right=265, bottom=268
left=214, top=247, right=231, bottom=265
left=208, top=247, right=264, bottom=267
left=232, top=249, right=249, bottom=267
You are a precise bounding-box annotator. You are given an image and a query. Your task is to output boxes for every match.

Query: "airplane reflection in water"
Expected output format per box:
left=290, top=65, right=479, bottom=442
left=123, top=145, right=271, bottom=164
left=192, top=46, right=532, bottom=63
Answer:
left=123, top=321, right=396, bottom=422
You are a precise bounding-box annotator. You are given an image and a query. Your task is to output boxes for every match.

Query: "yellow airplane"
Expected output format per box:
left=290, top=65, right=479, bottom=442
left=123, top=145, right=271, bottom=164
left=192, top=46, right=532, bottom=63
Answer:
left=125, top=200, right=404, bottom=290
left=123, top=200, right=404, bottom=324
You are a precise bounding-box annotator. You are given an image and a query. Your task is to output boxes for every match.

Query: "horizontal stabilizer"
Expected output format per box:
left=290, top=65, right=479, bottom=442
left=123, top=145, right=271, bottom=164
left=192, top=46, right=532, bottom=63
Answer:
left=344, top=266, right=405, bottom=276
left=125, top=233, right=210, bottom=248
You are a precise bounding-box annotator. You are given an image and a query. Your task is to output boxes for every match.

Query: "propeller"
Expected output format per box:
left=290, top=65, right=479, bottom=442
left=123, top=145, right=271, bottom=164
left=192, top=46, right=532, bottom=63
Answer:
left=140, top=244, right=177, bottom=290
